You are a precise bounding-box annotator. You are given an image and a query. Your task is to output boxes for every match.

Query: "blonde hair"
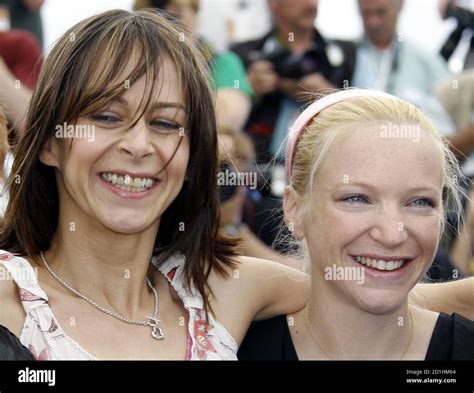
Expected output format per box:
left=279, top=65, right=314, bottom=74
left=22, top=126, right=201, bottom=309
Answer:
left=290, top=95, right=465, bottom=239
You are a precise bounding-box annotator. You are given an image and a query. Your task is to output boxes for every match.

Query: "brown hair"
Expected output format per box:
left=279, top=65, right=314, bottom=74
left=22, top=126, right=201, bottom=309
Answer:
left=0, top=9, right=238, bottom=314
left=0, top=105, right=8, bottom=180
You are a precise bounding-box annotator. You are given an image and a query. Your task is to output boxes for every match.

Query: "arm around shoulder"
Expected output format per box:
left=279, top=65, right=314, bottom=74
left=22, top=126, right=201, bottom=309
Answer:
left=411, top=277, right=474, bottom=320
left=236, top=256, right=310, bottom=321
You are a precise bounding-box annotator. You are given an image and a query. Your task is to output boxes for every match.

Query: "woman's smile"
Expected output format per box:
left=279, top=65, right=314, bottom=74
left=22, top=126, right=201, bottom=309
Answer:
left=98, top=171, right=161, bottom=199
left=346, top=252, right=417, bottom=281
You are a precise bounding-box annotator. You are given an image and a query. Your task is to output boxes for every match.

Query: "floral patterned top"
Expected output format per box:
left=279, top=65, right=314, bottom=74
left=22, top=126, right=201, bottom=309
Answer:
left=0, top=250, right=238, bottom=360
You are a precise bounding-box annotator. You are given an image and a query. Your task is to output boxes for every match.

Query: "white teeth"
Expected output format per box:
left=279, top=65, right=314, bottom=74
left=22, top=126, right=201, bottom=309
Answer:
left=353, top=256, right=406, bottom=271
left=100, top=172, right=156, bottom=193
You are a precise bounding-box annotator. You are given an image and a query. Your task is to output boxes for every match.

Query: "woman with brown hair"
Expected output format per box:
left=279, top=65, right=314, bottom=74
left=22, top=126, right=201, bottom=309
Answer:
left=0, top=9, right=308, bottom=360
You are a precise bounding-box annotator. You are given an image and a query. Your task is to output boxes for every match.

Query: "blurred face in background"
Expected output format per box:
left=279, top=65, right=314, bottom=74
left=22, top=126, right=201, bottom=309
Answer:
left=268, top=0, right=318, bottom=33
left=358, top=0, right=402, bottom=49
left=165, top=0, right=199, bottom=33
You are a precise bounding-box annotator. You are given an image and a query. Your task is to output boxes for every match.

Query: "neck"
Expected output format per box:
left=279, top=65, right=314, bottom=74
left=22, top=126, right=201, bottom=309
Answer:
left=368, top=35, right=394, bottom=51
left=304, top=272, right=412, bottom=360
left=277, top=24, right=315, bottom=54
left=42, top=204, right=160, bottom=319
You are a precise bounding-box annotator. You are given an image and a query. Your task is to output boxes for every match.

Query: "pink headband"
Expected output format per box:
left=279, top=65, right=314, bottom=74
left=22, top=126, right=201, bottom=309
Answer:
left=285, top=89, right=400, bottom=181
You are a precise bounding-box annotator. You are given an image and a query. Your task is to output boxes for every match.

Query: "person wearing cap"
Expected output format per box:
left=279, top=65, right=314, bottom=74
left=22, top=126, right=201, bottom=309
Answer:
left=238, top=89, right=474, bottom=360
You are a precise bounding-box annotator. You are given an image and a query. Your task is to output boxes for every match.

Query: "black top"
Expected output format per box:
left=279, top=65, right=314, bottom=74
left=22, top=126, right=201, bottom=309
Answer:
left=238, top=313, right=474, bottom=360
left=0, top=324, right=35, bottom=360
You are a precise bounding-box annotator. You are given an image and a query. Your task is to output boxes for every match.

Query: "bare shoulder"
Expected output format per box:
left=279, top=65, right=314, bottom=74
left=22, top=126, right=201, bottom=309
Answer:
left=0, top=264, right=26, bottom=336
left=208, top=255, right=310, bottom=340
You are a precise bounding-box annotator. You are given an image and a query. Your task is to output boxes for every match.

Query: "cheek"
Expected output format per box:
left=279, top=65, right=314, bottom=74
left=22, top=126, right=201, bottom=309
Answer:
left=311, top=203, right=364, bottom=239
left=162, top=138, right=189, bottom=181
left=303, top=204, right=361, bottom=258
left=57, top=139, right=106, bottom=178
left=409, top=216, right=441, bottom=261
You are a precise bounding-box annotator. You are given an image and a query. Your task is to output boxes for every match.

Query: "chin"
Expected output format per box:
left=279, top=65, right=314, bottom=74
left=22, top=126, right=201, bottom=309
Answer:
left=100, top=214, right=156, bottom=234
left=351, top=286, right=408, bottom=315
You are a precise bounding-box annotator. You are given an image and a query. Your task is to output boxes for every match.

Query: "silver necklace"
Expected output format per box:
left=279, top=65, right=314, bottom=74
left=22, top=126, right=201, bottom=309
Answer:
left=39, top=251, right=165, bottom=340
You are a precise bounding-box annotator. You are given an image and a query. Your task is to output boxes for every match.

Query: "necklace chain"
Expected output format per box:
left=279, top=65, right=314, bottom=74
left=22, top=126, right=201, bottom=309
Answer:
left=304, top=305, right=413, bottom=360
left=39, top=251, right=165, bottom=339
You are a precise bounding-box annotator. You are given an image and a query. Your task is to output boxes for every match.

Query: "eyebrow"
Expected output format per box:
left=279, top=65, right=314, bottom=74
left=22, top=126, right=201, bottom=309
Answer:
left=335, top=182, right=440, bottom=194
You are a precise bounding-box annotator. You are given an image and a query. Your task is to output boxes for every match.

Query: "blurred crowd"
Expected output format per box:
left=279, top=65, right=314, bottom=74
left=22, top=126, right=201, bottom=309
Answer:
left=0, top=0, right=473, bottom=279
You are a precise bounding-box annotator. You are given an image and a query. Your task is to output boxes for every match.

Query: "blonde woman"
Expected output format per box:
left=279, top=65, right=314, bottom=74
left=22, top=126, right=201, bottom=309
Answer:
left=239, top=89, right=474, bottom=360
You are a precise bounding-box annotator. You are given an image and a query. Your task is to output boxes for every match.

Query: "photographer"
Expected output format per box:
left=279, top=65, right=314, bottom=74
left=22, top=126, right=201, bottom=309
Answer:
left=232, top=0, right=355, bottom=164
left=231, top=0, right=355, bottom=248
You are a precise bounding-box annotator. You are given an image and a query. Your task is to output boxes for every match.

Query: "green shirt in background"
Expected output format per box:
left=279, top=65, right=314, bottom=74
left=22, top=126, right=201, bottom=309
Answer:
left=211, top=52, right=254, bottom=98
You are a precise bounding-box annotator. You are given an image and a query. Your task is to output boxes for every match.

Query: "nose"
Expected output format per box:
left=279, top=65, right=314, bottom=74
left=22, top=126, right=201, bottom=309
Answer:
left=362, top=9, right=383, bottom=30
left=369, top=204, right=408, bottom=248
left=117, top=119, right=154, bottom=159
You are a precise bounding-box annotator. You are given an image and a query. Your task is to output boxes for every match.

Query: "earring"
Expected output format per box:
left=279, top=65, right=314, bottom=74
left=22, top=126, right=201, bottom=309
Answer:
left=287, top=222, right=295, bottom=232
